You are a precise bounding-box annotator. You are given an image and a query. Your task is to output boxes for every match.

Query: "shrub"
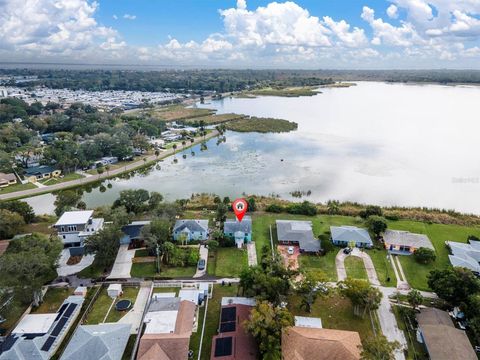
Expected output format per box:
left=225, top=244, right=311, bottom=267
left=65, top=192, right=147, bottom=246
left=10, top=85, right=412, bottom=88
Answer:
left=359, top=205, right=383, bottom=219
left=286, top=201, right=317, bottom=216
left=413, top=247, right=436, bottom=264
left=319, top=233, right=333, bottom=254
left=266, top=204, right=284, bottom=213
left=366, top=216, right=388, bottom=237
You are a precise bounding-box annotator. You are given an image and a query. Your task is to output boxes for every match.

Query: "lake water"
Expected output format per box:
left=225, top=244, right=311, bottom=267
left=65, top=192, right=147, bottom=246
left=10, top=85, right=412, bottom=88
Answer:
left=25, top=82, right=480, bottom=214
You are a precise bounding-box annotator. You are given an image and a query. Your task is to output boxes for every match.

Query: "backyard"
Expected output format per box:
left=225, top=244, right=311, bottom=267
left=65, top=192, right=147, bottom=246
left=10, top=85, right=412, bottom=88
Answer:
left=32, top=287, right=74, bottom=314
left=207, top=248, right=248, bottom=277
left=84, top=286, right=139, bottom=324
left=130, top=262, right=196, bottom=278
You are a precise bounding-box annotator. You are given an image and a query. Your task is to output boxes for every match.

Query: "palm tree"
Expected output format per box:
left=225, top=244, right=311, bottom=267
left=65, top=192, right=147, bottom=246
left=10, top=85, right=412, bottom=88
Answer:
left=162, top=242, right=175, bottom=265
left=327, top=200, right=340, bottom=215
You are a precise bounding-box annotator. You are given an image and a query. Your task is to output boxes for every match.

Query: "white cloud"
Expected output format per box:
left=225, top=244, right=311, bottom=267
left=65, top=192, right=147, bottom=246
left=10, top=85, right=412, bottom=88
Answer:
left=323, top=16, right=368, bottom=47
left=113, top=14, right=118, bottom=20
left=387, top=4, right=398, bottom=19
left=123, top=14, right=136, bottom=20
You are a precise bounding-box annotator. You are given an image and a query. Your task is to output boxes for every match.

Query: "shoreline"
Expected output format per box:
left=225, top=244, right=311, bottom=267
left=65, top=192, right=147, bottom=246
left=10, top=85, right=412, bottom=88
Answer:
left=0, top=130, right=219, bottom=202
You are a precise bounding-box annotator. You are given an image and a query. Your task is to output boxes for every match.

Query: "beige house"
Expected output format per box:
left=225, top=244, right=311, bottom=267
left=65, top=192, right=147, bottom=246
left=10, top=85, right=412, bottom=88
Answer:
left=384, top=229, right=434, bottom=255
left=0, top=173, right=17, bottom=187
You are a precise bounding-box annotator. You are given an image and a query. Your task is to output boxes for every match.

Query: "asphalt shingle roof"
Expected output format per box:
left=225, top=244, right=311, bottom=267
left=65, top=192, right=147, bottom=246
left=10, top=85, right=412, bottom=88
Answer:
left=224, top=217, right=252, bottom=234
left=330, top=226, right=373, bottom=246
left=276, top=220, right=320, bottom=252
left=384, top=230, right=434, bottom=250
left=173, top=220, right=208, bottom=233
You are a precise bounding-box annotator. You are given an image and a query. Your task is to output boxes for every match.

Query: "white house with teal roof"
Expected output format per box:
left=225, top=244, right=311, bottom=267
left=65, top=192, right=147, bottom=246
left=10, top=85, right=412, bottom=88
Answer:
left=173, top=219, right=209, bottom=242
left=224, top=216, right=252, bottom=248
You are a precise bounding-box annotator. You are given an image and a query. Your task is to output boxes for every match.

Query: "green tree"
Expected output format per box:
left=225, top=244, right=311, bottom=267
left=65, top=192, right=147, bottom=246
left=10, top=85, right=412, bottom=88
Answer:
left=205, top=240, right=219, bottom=251
left=247, top=197, right=256, bottom=212
left=0, top=200, right=35, bottom=223
left=0, top=209, right=25, bottom=238
left=0, top=234, right=62, bottom=305
left=148, top=192, right=164, bottom=208
left=245, top=301, right=294, bottom=360
left=360, top=205, right=383, bottom=219
left=407, top=289, right=423, bottom=310
left=84, top=226, right=122, bottom=270
left=54, top=190, right=82, bottom=216
left=413, top=247, right=436, bottom=264
left=155, top=202, right=182, bottom=221
left=216, top=203, right=228, bottom=224
left=297, top=272, right=328, bottom=313
left=113, top=189, right=150, bottom=213
left=366, top=215, right=388, bottom=238
left=339, top=278, right=382, bottom=317
left=360, top=335, right=400, bottom=360
left=428, top=267, right=480, bottom=306
left=327, top=200, right=340, bottom=215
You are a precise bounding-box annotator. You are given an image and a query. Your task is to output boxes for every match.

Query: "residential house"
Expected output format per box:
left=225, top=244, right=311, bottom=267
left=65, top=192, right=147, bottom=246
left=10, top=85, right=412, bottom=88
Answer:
left=276, top=220, right=321, bottom=253
left=330, top=226, right=373, bottom=248
left=120, top=221, right=151, bottom=247
left=224, top=217, right=252, bottom=248
left=54, top=210, right=104, bottom=253
left=24, top=165, right=61, bottom=183
left=173, top=219, right=209, bottom=242
left=416, top=308, right=476, bottom=360
left=137, top=296, right=196, bottom=360
left=383, top=230, right=434, bottom=255
left=91, top=156, right=118, bottom=169
left=0, top=173, right=17, bottom=188
left=282, top=316, right=362, bottom=360
left=0, top=295, right=85, bottom=359
left=446, top=239, right=480, bottom=273
left=61, top=323, right=131, bottom=360
left=211, top=298, right=258, bottom=360
left=15, top=152, right=42, bottom=168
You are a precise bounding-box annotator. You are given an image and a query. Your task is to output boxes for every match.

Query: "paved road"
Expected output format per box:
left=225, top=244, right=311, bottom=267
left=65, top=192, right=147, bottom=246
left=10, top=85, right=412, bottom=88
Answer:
left=0, top=130, right=219, bottom=201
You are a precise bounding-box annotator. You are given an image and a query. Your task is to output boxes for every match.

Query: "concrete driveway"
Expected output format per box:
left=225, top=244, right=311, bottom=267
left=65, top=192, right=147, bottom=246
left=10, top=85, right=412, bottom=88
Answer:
left=193, top=245, right=208, bottom=278
left=107, top=244, right=136, bottom=279
left=118, top=282, right=151, bottom=334
left=335, top=248, right=380, bottom=285
left=57, top=249, right=95, bottom=277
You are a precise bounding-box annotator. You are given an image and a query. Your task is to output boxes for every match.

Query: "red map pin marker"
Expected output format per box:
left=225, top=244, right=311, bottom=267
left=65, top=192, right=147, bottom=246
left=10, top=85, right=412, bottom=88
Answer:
left=232, top=198, right=248, bottom=222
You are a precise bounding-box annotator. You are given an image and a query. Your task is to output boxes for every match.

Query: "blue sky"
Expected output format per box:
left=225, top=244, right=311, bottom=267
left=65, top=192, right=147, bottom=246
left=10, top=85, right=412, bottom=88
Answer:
left=2, top=0, right=480, bottom=68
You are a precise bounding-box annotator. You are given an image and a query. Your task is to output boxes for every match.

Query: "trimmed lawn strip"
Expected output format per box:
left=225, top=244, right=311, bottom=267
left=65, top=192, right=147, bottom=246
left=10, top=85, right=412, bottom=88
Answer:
left=199, top=284, right=239, bottom=360
left=130, top=262, right=195, bottom=278
left=214, top=248, right=247, bottom=277
left=106, top=287, right=139, bottom=323
left=40, top=173, right=84, bottom=185
left=0, top=182, right=36, bottom=194
left=288, top=290, right=376, bottom=343
left=84, top=288, right=113, bottom=325
left=32, top=287, right=74, bottom=314
left=207, top=249, right=217, bottom=276
left=153, top=287, right=180, bottom=296
left=367, top=249, right=397, bottom=286
left=122, top=335, right=137, bottom=360
left=344, top=257, right=368, bottom=280
left=135, top=249, right=149, bottom=257
left=188, top=304, right=206, bottom=360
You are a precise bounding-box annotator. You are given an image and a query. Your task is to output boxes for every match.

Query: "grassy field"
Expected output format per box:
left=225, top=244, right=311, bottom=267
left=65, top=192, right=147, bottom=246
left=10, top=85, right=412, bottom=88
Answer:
left=32, top=287, right=73, bottom=313
left=210, top=248, right=248, bottom=277
left=299, top=251, right=337, bottom=281
left=142, top=104, right=215, bottom=121
left=105, top=287, right=139, bottom=323
left=130, top=262, right=196, bottom=278
left=40, top=173, right=84, bottom=185
left=181, top=113, right=244, bottom=125
left=194, top=284, right=239, bottom=360
left=248, top=86, right=320, bottom=97
left=0, top=182, right=36, bottom=194
left=288, top=290, right=378, bottom=343
left=225, top=117, right=298, bottom=133
left=344, top=257, right=368, bottom=280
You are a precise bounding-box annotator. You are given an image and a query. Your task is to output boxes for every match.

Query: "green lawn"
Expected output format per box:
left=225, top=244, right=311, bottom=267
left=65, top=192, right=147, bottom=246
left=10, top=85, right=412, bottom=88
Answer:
left=344, top=257, right=368, bottom=280
left=0, top=182, right=36, bottom=194
left=299, top=252, right=337, bottom=281
left=213, top=248, right=248, bottom=277
left=105, top=287, right=139, bottom=323
left=288, top=290, right=377, bottom=343
left=84, top=288, right=114, bottom=325
left=130, top=262, right=196, bottom=278
left=367, top=248, right=397, bottom=286
left=188, top=304, right=206, bottom=360
left=392, top=306, right=428, bottom=360
left=77, top=262, right=106, bottom=279
left=135, top=249, right=150, bottom=257
left=388, top=220, right=480, bottom=290
left=32, top=287, right=74, bottom=314
left=194, top=284, right=239, bottom=360
left=40, top=172, right=84, bottom=185
left=0, top=299, right=31, bottom=333
left=153, top=287, right=180, bottom=296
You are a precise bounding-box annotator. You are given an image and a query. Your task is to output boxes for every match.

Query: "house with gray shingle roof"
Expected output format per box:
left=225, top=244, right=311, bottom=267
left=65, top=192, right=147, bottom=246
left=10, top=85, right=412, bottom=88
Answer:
left=384, top=230, right=434, bottom=255
left=330, top=226, right=373, bottom=249
left=173, top=219, right=209, bottom=242
left=61, top=323, right=131, bottom=360
left=224, top=217, right=252, bottom=248
left=276, top=220, right=321, bottom=253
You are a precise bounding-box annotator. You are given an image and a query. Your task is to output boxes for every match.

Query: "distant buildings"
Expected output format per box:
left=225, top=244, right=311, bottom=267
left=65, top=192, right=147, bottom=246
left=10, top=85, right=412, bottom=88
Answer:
left=0, top=173, right=17, bottom=188
left=277, top=220, right=321, bottom=253
left=383, top=230, right=434, bottom=255
left=224, top=217, right=252, bottom=248
left=173, top=220, right=209, bottom=242
left=330, top=226, right=373, bottom=249
left=54, top=210, right=104, bottom=252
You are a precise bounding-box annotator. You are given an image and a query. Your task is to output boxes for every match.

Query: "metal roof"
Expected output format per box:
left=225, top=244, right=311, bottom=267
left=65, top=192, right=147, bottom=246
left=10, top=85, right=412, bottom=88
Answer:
left=55, top=211, right=94, bottom=226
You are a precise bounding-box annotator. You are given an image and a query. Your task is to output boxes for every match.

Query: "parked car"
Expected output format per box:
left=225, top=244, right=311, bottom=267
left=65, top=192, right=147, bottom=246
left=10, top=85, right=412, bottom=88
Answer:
left=343, top=247, right=352, bottom=254
left=197, top=259, right=206, bottom=270
left=287, top=246, right=294, bottom=255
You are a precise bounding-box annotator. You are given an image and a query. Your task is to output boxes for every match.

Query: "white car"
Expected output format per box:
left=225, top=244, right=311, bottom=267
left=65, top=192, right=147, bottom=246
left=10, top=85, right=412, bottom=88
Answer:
left=287, top=246, right=294, bottom=255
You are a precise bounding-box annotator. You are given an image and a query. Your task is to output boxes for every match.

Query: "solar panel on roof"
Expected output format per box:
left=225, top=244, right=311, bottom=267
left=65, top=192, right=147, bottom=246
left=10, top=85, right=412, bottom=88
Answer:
left=220, top=321, right=236, bottom=333
left=40, top=336, right=56, bottom=352
left=51, top=317, right=67, bottom=336
left=55, top=303, right=68, bottom=320
left=63, top=303, right=77, bottom=318
left=214, top=337, right=233, bottom=357
left=221, top=307, right=236, bottom=322
left=0, top=335, right=17, bottom=353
